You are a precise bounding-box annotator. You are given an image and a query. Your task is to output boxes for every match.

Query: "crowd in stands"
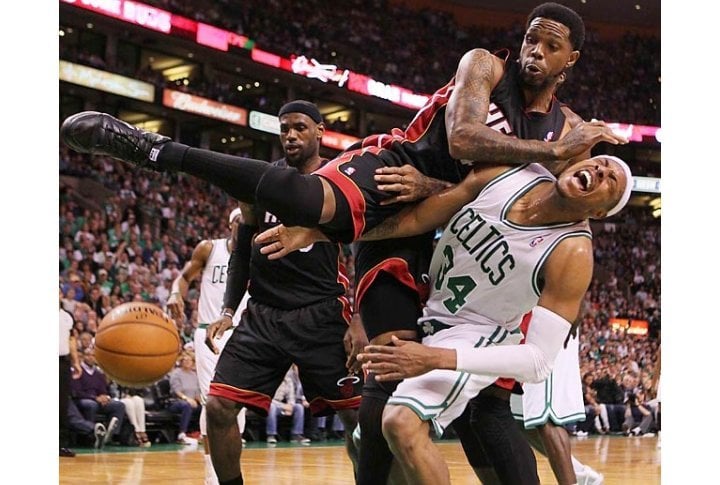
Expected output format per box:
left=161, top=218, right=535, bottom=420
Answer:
left=146, top=0, right=660, bottom=125
left=61, top=0, right=659, bottom=134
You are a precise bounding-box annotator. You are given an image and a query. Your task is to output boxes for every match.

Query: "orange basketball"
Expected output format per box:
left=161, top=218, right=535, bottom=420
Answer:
left=95, top=302, right=181, bottom=388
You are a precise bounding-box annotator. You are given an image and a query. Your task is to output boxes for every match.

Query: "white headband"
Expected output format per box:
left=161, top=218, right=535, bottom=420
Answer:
left=229, top=207, right=243, bottom=224
left=603, top=155, right=633, bottom=217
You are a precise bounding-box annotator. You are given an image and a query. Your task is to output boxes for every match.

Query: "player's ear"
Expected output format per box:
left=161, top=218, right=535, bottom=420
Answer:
left=566, top=51, right=580, bottom=69
left=316, top=122, right=325, bottom=140
left=591, top=208, right=607, bottom=220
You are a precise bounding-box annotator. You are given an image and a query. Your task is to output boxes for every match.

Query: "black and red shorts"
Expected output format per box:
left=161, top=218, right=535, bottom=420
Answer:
left=313, top=146, right=407, bottom=241
left=209, top=297, right=361, bottom=417
left=351, top=233, right=435, bottom=340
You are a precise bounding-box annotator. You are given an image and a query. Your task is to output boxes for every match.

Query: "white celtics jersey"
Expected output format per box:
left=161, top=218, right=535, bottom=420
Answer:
left=421, top=164, right=591, bottom=332
left=198, top=238, right=241, bottom=326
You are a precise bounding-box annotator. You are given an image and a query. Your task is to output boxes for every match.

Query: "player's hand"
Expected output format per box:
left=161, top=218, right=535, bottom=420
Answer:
left=344, top=314, right=369, bottom=374
left=205, top=315, right=233, bottom=354
left=255, top=224, right=329, bottom=260
left=555, top=120, right=629, bottom=162
left=375, top=165, right=453, bottom=205
left=166, top=293, right=184, bottom=321
left=357, top=335, right=451, bottom=381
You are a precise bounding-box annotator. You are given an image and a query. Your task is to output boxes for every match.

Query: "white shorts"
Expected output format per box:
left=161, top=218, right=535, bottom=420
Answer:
left=194, top=293, right=250, bottom=402
left=388, top=321, right=523, bottom=436
left=510, top=333, right=585, bottom=428
left=194, top=325, right=236, bottom=403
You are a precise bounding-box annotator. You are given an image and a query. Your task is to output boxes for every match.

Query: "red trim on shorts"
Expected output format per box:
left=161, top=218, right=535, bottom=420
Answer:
left=209, top=382, right=272, bottom=415
left=309, top=395, right=362, bottom=415
left=337, top=244, right=351, bottom=292
left=314, top=148, right=381, bottom=241
left=336, top=244, right=353, bottom=322
left=355, top=257, right=427, bottom=309
left=492, top=310, right=534, bottom=389
left=338, top=296, right=352, bottom=325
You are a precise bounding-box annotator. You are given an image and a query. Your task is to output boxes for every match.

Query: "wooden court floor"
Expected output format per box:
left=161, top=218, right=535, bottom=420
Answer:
left=59, top=435, right=660, bottom=484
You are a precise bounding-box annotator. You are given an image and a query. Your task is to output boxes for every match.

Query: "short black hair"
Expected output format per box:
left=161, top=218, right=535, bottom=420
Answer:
left=527, top=2, right=585, bottom=51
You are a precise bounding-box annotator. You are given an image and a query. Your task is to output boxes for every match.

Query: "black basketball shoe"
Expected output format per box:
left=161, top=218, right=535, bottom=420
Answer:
left=60, top=111, right=171, bottom=171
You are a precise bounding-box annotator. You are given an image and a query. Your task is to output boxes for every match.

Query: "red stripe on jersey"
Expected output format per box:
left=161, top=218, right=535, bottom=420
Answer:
left=336, top=246, right=353, bottom=321
left=492, top=310, right=534, bottom=389
left=336, top=245, right=351, bottom=292
left=337, top=295, right=353, bottom=325
left=354, top=257, right=426, bottom=309
left=403, top=79, right=455, bottom=142
left=209, top=383, right=272, bottom=415
left=315, top=148, right=375, bottom=240
left=360, top=80, right=455, bottom=150
left=519, top=310, right=532, bottom=339
left=494, top=377, right=517, bottom=391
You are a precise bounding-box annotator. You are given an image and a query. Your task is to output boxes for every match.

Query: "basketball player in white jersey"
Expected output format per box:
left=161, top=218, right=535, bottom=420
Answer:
left=167, top=207, right=249, bottom=485
left=258, top=154, right=632, bottom=484
left=508, top=317, right=604, bottom=484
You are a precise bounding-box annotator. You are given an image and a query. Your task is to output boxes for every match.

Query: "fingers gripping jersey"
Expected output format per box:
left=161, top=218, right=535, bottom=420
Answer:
left=420, top=164, right=591, bottom=333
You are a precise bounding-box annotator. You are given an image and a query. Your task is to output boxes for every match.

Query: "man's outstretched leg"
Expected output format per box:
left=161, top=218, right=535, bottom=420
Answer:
left=60, top=111, right=340, bottom=230
left=205, top=396, right=245, bottom=485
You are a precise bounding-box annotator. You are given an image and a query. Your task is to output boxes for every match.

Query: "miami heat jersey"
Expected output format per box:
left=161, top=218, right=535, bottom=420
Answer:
left=249, top=159, right=350, bottom=310
left=198, top=238, right=241, bottom=325
left=359, top=53, right=568, bottom=184
left=420, top=164, right=591, bottom=332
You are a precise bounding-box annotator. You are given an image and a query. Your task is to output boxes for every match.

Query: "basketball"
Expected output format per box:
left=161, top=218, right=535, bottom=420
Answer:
left=94, top=302, right=181, bottom=388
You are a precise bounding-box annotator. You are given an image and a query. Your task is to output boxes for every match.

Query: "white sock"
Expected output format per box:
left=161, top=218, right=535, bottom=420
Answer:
left=237, top=407, right=247, bottom=434
left=204, top=454, right=217, bottom=480
left=571, top=455, right=586, bottom=475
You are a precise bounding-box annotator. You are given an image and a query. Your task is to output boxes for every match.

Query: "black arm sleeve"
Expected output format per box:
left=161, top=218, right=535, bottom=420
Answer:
left=223, top=223, right=256, bottom=312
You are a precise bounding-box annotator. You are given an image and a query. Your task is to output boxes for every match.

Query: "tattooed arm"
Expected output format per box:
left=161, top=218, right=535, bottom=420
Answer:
left=446, top=49, right=627, bottom=166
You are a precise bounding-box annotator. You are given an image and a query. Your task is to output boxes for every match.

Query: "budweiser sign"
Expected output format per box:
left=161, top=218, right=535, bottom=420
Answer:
left=163, top=89, right=247, bottom=126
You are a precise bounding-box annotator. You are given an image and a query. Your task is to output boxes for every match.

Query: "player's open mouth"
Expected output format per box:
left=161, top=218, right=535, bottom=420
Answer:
left=575, top=169, right=593, bottom=191
left=285, top=145, right=300, bottom=154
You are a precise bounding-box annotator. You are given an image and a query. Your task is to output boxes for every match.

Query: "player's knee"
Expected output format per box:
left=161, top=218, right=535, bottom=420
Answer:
left=206, top=396, right=242, bottom=427
left=255, top=167, right=325, bottom=227
left=381, top=405, right=419, bottom=450
left=337, top=408, right=358, bottom=431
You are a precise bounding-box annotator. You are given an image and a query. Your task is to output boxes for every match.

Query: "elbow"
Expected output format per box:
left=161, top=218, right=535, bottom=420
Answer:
left=525, top=365, right=552, bottom=384
left=447, top=137, right=466, bottom=160
left=447, top=126, right=473, bottom=160
left=447, top=126, right=491, bottom=161
left=522, top=344, right=554, bottom=383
